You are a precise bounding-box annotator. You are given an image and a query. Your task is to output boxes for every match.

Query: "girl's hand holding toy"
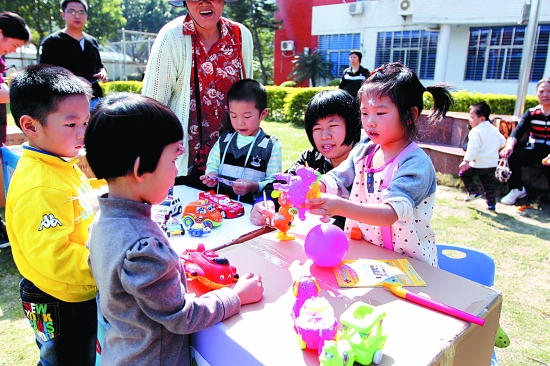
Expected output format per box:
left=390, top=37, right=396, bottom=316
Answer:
left=200, top=173, right=219, bottom=187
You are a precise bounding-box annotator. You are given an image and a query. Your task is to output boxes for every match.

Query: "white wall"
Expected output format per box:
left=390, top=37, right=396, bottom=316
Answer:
left=312, top=0, right=550, bottom=95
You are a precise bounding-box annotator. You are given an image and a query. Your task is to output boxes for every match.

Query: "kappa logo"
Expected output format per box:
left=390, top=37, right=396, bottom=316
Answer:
left=251, top=156, right=261, bottom=168
left=38, top=214, right=62, bottom=231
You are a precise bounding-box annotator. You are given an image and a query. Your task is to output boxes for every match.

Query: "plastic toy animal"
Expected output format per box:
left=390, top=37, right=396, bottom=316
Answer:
left=273, top=165, right=320, bottom=221
left=292, top=276, right=321, bottom=319
left=294, top=297, right=338, bottom=354
left=319, top=301, right=387, bottom=366
left=264, top=191, right=298, bottom=241
left=181, top=244, right=239, bottom=290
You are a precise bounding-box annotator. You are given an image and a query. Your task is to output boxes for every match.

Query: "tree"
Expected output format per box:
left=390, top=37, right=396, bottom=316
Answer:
left=289, top=50, right=333, bottom=87
left=224, top=0, right=281, bottom=85
left=122, top=0, right=185, bottom=34
left=1, top=0, right=126, bottom=58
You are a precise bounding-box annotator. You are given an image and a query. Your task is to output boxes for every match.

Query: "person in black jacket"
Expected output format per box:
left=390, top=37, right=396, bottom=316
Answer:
left=499, top=78, right=550, bottom=205
left=339, top=50, right=370, bottom=99
left=249, top=89, right=365, bottom=229
left=39, top=0, right=108, bottom=112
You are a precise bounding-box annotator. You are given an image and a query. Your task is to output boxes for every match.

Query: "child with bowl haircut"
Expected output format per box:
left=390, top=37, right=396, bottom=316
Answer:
left=200, top=79, right=282, bottom=203
left=84, top=92, right=263, bottom=366
left=7, top=64, right=97, bottom=365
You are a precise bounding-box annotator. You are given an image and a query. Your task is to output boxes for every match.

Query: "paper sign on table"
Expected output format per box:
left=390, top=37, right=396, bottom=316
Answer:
left=333, top=258, right=426, bottom=287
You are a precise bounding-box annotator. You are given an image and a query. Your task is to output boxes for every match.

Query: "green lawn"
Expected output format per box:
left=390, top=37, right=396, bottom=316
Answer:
left=1, top=117, right=549, bottom=366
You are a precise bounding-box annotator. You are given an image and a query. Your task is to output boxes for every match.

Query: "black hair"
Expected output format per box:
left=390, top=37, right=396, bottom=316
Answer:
left=349, top=49, right=362, bottom=63
left=60, top=0, right=88, bottom=12
left=359, top=61, right=454, bottom=140
left=227, top=79, right=268, bottom=112
left=0, top=12, right=31, bottom=41
left=9, top=64, right=93, bottom=128
left=470, top=102, right=491, bottom=121
left=84, top=92, right=184, bottom=179
left=304, top=89, right=362, bottom=149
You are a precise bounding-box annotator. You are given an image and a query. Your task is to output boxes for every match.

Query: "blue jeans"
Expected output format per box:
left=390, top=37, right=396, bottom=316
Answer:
left=19, top=278, right=97, bottom=366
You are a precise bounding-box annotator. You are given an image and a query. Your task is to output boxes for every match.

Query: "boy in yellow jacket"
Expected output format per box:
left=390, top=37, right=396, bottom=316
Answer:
left=6, top=65, right=97, bottom=365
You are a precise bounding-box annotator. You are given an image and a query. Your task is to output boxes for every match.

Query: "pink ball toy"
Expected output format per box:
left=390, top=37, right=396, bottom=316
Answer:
left=305, top=224, right=348, bottom=267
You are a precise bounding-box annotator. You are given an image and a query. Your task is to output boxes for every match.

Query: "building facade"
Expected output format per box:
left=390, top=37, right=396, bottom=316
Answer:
left=274, top=0, right=550, bottom=95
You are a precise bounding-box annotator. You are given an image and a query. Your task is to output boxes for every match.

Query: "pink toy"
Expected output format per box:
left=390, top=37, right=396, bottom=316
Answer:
left=305, top=224, right=349, bottom=267
left=274, top=165, right=320, bottom=221
left=291, top=276, right=337, bottom=354
left=294, top=297, right=338, bottom=354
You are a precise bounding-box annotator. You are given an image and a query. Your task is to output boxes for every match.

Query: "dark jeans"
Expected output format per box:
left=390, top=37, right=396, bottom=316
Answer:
left=508, top=144, right=550, bottom=190
left=19, top=278, right=97, bottom=366
left=459, top=166, right=497, bottom=206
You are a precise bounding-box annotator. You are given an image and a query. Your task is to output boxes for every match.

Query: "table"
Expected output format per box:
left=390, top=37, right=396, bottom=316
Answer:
left=188, top=220, right=502, bottom=366
left=169, top=185, right=270, bottom=253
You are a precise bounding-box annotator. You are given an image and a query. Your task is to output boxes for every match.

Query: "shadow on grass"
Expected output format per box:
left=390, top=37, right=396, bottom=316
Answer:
left=0, top=247, right=24, bottom=322
left=467, top=206, right=550, bottom=240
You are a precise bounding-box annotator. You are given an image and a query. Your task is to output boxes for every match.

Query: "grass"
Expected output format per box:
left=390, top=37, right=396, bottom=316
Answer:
left=1, top=119, right=549, bottom=365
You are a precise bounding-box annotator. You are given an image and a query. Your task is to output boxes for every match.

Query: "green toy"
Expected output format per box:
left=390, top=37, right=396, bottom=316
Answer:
left=319, top=301, right=387, bottom=366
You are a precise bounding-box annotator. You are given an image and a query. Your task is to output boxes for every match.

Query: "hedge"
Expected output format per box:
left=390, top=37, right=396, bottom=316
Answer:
left=101, top=81, right=540, bottom=122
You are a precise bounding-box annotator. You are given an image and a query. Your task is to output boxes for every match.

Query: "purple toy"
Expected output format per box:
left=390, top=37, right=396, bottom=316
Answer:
left=273, top=165, right=320, bottom=221
left=291, top=276, right=337, bottom=354
left=292, top=276, right=321, bottom=319
left=305, top=224, right=349, bottom=267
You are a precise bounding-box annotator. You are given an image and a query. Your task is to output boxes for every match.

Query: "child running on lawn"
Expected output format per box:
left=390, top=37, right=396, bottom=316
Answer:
left=307, top=62, right=454, bottom=266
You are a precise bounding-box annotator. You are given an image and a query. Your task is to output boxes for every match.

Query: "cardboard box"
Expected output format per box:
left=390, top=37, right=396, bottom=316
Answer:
left=189, top=226, right=502, bottom=366
left=5, top=125, right=27, bottom=146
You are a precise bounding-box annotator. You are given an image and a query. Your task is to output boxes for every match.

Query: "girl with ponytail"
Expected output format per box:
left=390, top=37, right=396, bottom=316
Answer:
left=307, top=62, right=454, bottom=267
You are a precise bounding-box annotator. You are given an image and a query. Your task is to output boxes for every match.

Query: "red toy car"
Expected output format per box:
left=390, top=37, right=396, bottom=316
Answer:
left=181, top=244, right=239, bottom=289
left=198, top=190, right=245, bottom=219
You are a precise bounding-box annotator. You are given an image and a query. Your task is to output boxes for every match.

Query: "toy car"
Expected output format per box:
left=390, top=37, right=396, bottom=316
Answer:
left=198, top=190, right=245, bottom=219
left=319, top=301, right=387, bottom=366
left=164, top=217, right=185, bottom=237
left=182, top=199, right=223, bottom=228
left=187, top=223, right=212, bottom=237
left=181, top=243, right=239, bottom=289
left=152, top=195, right=182, bottom=223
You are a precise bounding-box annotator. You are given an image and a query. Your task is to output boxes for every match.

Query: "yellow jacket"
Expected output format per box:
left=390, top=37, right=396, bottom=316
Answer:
left=6, top=145, right=97, bottom=302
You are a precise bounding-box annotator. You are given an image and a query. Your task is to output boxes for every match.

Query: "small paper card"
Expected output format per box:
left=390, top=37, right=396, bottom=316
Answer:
left=333, top=258, right=426, bottom=287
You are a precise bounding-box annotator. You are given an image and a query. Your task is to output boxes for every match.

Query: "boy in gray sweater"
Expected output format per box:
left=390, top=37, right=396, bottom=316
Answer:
left=85, top=92, right=263, bottom=366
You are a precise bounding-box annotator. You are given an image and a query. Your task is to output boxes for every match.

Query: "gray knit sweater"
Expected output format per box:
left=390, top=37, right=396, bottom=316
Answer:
left=88, top=195, right=240, bottom=366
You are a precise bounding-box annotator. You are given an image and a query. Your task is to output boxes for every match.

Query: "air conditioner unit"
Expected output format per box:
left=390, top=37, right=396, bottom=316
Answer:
left=281, top=40, right=294, bottom=52
left=349, top=2, right=364, bottom=16
left=398, top=0, right=413, bottom=16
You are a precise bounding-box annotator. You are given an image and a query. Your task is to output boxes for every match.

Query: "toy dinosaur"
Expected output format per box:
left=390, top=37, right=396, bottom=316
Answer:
left=264, top=191, right=298, bottom=241
left=181, top=243, right=239, bottom=290
left=274, top=165, right=321, bottom=221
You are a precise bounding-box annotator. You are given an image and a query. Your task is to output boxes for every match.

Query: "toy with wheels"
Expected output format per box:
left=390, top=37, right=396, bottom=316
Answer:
left=181, top=243, right=238, bottom=289
left=182, top=199, right=223, bottom=229
left=294, top=296, right=338, bottom=354
left=187, top=223, right=212, bottom=237
left=319, top=301, right=387, bottom=365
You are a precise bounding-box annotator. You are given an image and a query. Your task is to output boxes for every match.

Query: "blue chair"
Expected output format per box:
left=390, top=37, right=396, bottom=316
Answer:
left=437, top=244, right=500, bottom=366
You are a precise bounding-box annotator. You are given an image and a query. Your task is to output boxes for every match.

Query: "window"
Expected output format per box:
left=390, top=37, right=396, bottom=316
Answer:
left=464, top=25, right=550, bottom=81
left=375, top=30, right=438, bottom=80
left=318, top=34, right=361, bottom=78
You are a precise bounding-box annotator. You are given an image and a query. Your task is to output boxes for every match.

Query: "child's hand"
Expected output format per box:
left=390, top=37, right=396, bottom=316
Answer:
left=232, top=179, right=258, bottom=196
left=306, top=193, right=343, bottom=218
left=543, top=155, right=550, bottom=166
left=233, top=272, right=263, bottom=305
left=249, top=200, right=276, bottom=226
left=200, top=173, right=218, bottom=187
